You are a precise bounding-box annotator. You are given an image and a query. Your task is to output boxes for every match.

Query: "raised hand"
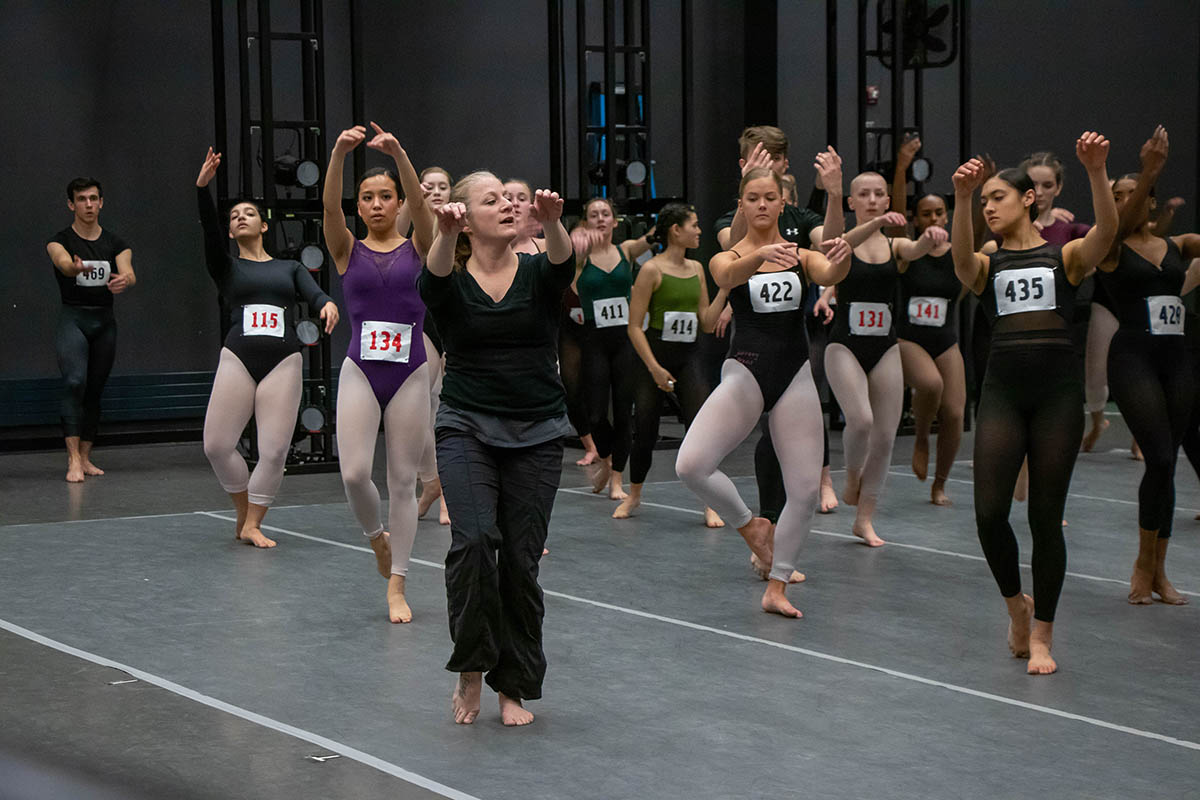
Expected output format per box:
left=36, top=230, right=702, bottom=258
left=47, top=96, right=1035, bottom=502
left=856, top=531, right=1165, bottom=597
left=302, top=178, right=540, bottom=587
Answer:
left=821, top=236, right=852, bottom=266
left=1049, top=207, right=1076, bottom=224
left=530, top=189, right=564, bottom=224
left=1076, top=131, right=1110, bottom=172
left=319, top=301, right=340, bottom=333
left=920, top=225, right=949, bottom=245
left=758, top=242, right=801, bottom=268
left=813, top=146, right=843, bottom=194
left=436, top=202, right=468, bottom=235
left=978, top=154, right=997, bottom=183
left=897, top=133, right=922, bottom=167
left=741, top=142, right=773, bottom=177
left=877, top=211, right=908, bottom=228
left=1139, top=125, right=1169, bottom=177
left=1166, top=196, right=1186, bottom=211
left=333, top=125, right=367, bottom=156
left=952, top=158, right=987, bottom=195
left=366, top=121, right=404, bottom=159
left=196, top=147, right=222, bottom=188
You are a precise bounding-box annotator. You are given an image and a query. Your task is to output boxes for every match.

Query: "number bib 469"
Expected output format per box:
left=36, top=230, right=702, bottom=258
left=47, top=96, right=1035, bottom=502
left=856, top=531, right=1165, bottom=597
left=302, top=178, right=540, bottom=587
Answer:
left=1147, top=295, right=1184, bottom=335
left=360, top=320, right=413, bottom=361
left=995, top=267, right=1055, bottom=316
left=748, top=271, right=802, bottom=313
left=849, top=302, right=891, bottom=336
left=243, top=304, right=285, bottom=337
left=661, top=311, right=698, bottom=343
left=907, top=296, right=948, bottom=328
left=76, top=260, right=110, bottom=287
left=593, top=297, right=629, bottom=328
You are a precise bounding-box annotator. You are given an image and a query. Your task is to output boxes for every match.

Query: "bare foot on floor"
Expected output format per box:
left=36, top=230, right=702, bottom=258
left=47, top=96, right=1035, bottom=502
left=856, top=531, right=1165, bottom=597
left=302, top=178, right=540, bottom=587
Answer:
left=370, top=532, right=392, bottom=578
left=737, top=517, right=774, bottom=566
left=1129, top=562, right=1154, bottom=605
left=912, top=437, right=929, bottom=481
left=586, top=460, right=611, bottom=494
left=1080, top=417, right=1108, bottom=452
left=852, top=520, right=884, bottom=547
left=1006, top=594, right=1033, bottom=658
left=930, top=481, right=952, bottom=506
left=749, top=553, right=804, bottom=583
left=575, top=450, right=599, bottom=466
left=439, top=497, right=451, bottom=526
left=612, top=496, right=639, bottom=519
left=704, top=507, right=725, bottom=528
left=1027, top=623, right=1057, bottom=675
left=81, top=460, right=104, bottom=476
left=237, top=527, right=277, bottom=548
left=843, top=471, right=861, bottom=506
left=761, top=581, right=802, bottom=618
left=387, top=575, right=412, bottom=623
left=66, top=460, right=85, bottom=483
left=608, top=475, right=627, bottom=501
left=452, top=672, right=482, bottom=724
left=819, top=480, right=839, bottom=514
left=499, top=693, right=534, bottom=726
left=1130, top=439, right=1143, bottom=461
left=1153, top=561, right=1188, bottom=605
left=418, top=480, right=442, bottom=518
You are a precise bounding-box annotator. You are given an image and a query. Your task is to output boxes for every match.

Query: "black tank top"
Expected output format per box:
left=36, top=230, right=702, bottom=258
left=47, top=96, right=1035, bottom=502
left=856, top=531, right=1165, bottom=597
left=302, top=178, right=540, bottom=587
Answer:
left=897, top=250, right=959, bottom=336
left=728, top=263, right=809, bottom=347
left=980, top=243, right=1075, bottom=327
left=1101, top=238, right=1188, bottom=333
left=831, top=250, right=898, bottom=341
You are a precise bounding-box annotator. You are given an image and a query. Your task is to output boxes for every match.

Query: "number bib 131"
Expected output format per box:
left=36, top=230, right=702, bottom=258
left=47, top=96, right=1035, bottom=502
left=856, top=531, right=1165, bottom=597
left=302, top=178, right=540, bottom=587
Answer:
left=360, top=320, right=413, bottom=361
left=907, top=296, right=948, bottom=328
left=849, top=301, right=891, bottom=336
left=593, top=297, right=629, bottom=328
left=995, top=267, right=1055, bottom=316
left=1147, top=295, right=1184, bottom=335
left=243, top=304, right=285, bottom=337
left=76, top=260, right=110, bottom=287
left=748, top=271, right=802, bottom=313
left=661, top=311, right=698, bottom=342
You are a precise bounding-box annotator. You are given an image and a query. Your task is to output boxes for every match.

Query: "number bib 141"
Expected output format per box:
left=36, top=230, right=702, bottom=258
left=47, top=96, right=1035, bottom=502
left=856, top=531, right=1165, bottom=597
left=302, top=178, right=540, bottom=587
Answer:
left=243, top=304, right=285, bottom=337
left=661, top=311, right=698, bottom=342
left=593, top=297, right=629, bottom=328
left=360, top=320, right=413, bottom=361
left=76, top=260, right=110, bottom=287
left=1147, top=295, right=1184, bottom=335
left=907, top=296, right=948, bottom=328
left=995, top=267, right=1055, bottom=316
left=748, top=271, right=802, bottom=313
left=568, top=307, right=585, bottom=326
left=849, top=302, right=891, bottom=336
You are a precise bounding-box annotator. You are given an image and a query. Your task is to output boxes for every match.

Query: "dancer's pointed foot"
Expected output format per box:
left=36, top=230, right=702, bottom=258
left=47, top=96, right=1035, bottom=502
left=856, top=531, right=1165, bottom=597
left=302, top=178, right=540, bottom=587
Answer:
left=418, top=478, right=442, bottom=518
left=387, top=575, right=412, bottom=623
left=369, top=531, right=391, bottom=578
left=703, top=507, right=725, bottom=528
left=761, top=580, right=802, bottom=618
left=911, top=436, right=929, bottom=481
left=1006, top=594, right=1033, bottom=658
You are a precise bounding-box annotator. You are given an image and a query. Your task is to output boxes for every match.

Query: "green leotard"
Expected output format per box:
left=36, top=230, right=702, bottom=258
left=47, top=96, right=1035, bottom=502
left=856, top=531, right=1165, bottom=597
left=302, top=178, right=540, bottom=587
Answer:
left=577, top=254, right=633, bottom=325
left=648, top=271, right=702, bottom=330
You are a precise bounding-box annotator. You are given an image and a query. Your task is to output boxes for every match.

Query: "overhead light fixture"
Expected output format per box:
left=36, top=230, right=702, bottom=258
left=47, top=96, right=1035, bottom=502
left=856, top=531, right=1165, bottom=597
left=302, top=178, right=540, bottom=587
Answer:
left=274, top=155, right=320, bottom=188
left=296, top=319, right=321, bottom=346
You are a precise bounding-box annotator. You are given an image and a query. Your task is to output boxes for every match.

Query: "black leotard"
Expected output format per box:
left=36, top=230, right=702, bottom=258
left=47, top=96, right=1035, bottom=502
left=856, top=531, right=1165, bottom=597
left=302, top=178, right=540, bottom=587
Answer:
left=830, top=250, right=898, bottom=372
left=727, top=255, right=809, bottom=412
left=897, top=250, right=960, bottom=359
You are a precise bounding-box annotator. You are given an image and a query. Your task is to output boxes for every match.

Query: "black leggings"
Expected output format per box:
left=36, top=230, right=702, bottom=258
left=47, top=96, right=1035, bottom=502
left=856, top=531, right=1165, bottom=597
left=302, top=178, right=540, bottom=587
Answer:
left=974, top=335, right=1082, bottom=623
left=1108, top=331, right=1194, bottom=538
left=582, top=324, right=635, bottom=471
left=56, top=305, right=117, bottom=441
left=559, top=321, right=590, bottom=438
left=629, top=333, right=709, bottom=485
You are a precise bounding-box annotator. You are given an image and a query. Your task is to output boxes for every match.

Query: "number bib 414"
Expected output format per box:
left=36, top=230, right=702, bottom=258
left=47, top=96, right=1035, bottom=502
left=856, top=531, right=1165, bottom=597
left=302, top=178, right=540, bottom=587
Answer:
left=907, top=296, right=948, bottom=327
left=360, top=320, right=413, bottom=362
left=1147, top=295, right=1184, bottom=335
left=748, top=271, right=802, bottom=313
left=243, top=304, right=285, bottom=337
left=76, top=260, right=110, bottom=287
left=995, top=267, right=1055, bottom=316
left=849, top=301, right=891, bottom=336
left=593, top=297, right=629, bottom=328
left=661, top=311, right=698, bottom=342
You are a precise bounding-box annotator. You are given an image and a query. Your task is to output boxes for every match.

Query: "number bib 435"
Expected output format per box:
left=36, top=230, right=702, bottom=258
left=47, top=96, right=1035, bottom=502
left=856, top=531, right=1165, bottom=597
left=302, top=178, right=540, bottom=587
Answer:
left=661, top=311, right=698, bottom=342
left=76, top=260, right=110, bottom=287
left=907, top=296, right=948, bottom=327
left=593, top=297, right=629, bottom=328
left=849, top=301, right=891, bottom=336
left=995, top=267, right=1055, bottom=316
left=360, top=320, right=413, bottom=362
left=1147, top=295, right=1184, bottom=335
left=243, top=304, right=285, bottom=337
left=748, top=271, right=802, bottom=313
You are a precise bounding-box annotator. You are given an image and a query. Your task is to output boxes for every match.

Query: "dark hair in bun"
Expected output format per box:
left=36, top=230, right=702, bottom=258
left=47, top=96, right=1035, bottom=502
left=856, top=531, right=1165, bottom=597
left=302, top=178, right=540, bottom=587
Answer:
left=647, top=202, right=697, bottom=250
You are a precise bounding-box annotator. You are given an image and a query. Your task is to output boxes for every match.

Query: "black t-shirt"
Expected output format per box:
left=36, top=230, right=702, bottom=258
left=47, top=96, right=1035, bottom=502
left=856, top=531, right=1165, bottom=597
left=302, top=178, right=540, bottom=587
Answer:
left=714, top=204, right=823, bottom=247
left=418, top=251, right=574, bottom=420
left=48, top=226, right=131, bottom=306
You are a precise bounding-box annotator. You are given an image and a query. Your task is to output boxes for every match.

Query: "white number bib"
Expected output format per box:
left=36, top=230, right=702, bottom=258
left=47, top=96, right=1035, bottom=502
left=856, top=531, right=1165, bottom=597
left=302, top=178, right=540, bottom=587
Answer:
left=907, top=296, right=948, bottom=328
left=1147, top=295, right=1184, bottom=335
left=568, top=307, right=585, bottom=326
left=661, top=311, right=698, bottom=343
left=243, top=304, right=285, bottom=338
left=995, top=267, right=1056, bottom=316
left=849, top=302, right=891, bottom=336
left=76, top=260, right=110, bottom=287
left=593, top=297, right=629, bottom=328
left=360, top=320, right=413, bottom=361
left=748, top=271, right=802, bottom=313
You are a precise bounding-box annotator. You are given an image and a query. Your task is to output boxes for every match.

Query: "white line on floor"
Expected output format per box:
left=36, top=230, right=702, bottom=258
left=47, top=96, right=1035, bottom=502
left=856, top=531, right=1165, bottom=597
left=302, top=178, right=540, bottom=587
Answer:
left=1, top=504, right=312, bottom=530
left=0, top=618, right=482, bottom=800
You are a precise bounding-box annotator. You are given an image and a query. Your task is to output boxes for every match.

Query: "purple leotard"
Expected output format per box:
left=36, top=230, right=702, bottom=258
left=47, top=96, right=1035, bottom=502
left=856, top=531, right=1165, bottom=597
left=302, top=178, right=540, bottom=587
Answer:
left=343, top=239, right=428, bottom=407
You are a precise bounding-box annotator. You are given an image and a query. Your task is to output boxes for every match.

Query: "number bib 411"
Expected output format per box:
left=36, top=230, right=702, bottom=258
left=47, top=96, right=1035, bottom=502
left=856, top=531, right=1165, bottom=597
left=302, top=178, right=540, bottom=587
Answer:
left=661, top=311, right=698, bottom=342
left=748, top=271, right=802, bottom=313
left=907, top=296, right=948, bottom=327
left=1147, top=295, right=1184, bottom=335
left=593, top=297, right=629, bottom=328
left=76, top=260, right=110, bottom=287
left=995, top=267, right=1055, bottom=316
left=849, top=301, right=891, bottom=336
left=360, top=320, right=413, bottom=362
left=243, top=304, right=285, bottom=337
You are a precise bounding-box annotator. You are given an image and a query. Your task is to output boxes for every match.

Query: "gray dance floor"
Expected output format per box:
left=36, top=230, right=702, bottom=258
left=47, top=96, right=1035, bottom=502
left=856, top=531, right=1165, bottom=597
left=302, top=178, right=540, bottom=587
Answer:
left=1, top=414, right=1198, bottom=799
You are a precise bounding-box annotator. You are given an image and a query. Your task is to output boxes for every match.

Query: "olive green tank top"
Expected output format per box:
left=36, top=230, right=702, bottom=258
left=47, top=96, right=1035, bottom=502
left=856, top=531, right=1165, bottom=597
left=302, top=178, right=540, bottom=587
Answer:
left=648, top=271, right=702, bottom=330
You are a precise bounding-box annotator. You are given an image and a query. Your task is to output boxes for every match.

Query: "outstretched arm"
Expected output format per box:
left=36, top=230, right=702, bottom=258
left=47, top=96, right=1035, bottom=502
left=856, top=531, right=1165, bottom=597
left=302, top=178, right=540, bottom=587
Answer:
left=366, top=121, right=433, bottom=258
left=195, top=147, right=232, bottom=283
left=427, top=203, right=467, bottom=278
left=322, top=125, right=366, bottom=274
left=1062, top=132, right=1117, bottom=283
left=950, top=158, right=990, bottom=293
left=889, top=134, right=921, bottom=236
left=893, top=225, right=949, bottom=262
left=530, top=190, right=571, bottom=264
left=811, top=147, right=844, bottom=247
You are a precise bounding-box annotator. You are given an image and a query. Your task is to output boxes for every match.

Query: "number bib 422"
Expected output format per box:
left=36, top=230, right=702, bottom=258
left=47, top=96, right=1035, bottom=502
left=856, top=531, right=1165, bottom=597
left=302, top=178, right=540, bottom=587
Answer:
left=849, top=302, right=891, bottom=336
left=907, top=296, right=948, bottom=327
left=76, top=260, right=110, bottom=287
left=593, top=297, right=629, bottom=328
left=995, top=267, right=1055, bottom=316
left=360, top=320, right=413, bottom=361
left=243, top=304, right=285, bottom=337
left=748, top=271, right=802, bottom=313
left=1147, top=295, right=1184, bottom=335
left=661, top=311, right=698, bottom=342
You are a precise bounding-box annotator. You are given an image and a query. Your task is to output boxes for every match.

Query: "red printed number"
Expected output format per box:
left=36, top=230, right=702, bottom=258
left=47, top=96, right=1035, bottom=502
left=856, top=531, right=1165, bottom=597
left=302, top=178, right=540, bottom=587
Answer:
left=251, top=312, right=280, bottom=328
left=368, top=331, right=405, bottom=352
left=857, top=309, right=884, bottom=328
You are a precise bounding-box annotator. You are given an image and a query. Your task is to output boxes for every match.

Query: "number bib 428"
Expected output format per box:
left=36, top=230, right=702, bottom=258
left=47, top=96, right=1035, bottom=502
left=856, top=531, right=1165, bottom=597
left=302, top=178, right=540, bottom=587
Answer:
left=1147, top=295, right=1184, bottom=335
left=849, top=302, right=891, bottom=336
left=360, top=321, right=413, bottom=362
left=748, top=271, right=802, bottom=313
left=243, top=304, right=285, bottom=337
left=907, top=296, right=948, bottom=327
left=661, top=311, right=698, bottom=342
left=995, top=267, right=1055, bottom=316
left=76, top=260, right=110, bottom=287
left=593, top=297, right=629, bottom=328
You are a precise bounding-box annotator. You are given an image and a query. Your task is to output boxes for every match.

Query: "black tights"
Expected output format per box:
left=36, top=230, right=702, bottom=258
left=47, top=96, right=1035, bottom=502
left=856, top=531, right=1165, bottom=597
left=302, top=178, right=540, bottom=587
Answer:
left=56, top=305, right=117, bottom=441
left=629, top=335, right=709, bottom=485
left=559, top=321, right=590, bottom=438
left=582, top=325, right=634, bottom=471
left=974, top=337, right=1082, bottom=623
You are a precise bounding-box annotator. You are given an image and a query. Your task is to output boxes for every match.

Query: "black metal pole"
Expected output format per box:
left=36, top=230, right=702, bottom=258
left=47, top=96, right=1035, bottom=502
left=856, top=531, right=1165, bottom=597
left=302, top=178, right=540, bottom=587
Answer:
left=548, top=0, right=565, bottom=192
left=237, top=0, right=252, bottom=198
left=257, top=0, right=277, bottom=229
left=825, top=0, right=837, bottom=150
left=640, top=0, right=651, bottom=201
left=577, top=0, right=589, bottom=196
left=958, top=0, right=970, bottom=165
left=349, top=0, right=365, bottom=236
left=210, top=0, right=229, bottom=201
left=890, top=0, right=904, bottom=172
left=603, top=0, right=616, bottom=198
left=856, top=0, right=867, bottom=172
left=681, top=0, right=692, bottom=199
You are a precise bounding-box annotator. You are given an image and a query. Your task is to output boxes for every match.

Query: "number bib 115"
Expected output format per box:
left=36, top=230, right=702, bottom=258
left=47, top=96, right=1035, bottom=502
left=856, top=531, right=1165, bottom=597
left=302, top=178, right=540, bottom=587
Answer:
left=76, top=260, right=110, bottom=287
left=849, top=302, right=891, bottom=336
left=907, top=296, right=948, bottom=328
left=360, top=320, right=413, bottom=361
left=593, top=297, right=629, bottom=328
left=995, top=267, right=1055, bottom=316
left=748, top=271, right=802, bottom=313
left=661, top=311, right=698, bottom=342
left=243, top=304, right=285, bottom=337
left=1147, top=295, right=1184, bottom=335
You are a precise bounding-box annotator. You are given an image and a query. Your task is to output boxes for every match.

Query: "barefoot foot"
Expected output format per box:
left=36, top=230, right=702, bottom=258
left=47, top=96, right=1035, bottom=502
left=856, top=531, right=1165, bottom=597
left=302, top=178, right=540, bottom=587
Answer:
left=387, top=575, right=412, bottom=623
left=930, top=480, right=952, bottom=506
left=451, top=673, right=482, bottom=724
left=1027, top=622, right=1057, bottom=675
left=1129, top=530, right=1156, bottom=605
left=819, top=479, right=839, bottom=514
left=499, top=692, right=534, bottom=726
left=1080, top=417, right=1108, bottom=452
left=737, top=517, right=774, bottom=566
left=612, top=495, right=639, bottom=519
left=852, top=520, right=885, bottom=547
left=703, top=507, right=725, bottom=528
left=237, top=527, right=277, bottom=548
left=369, top=531, right=392, bottom=578
left=608, top=473, right=627, bottom=501
left=749, top=553, right=804, bottom=583
left=66, top=459, right=85, bottom=483
left=1153, top=538, right=1189, bottom=605
left=761, top=580, right=802, bottom=618
left=438, top=496, right=451, bottom=526
left=912, top=437, right=929, bottom=481
left=81, top=460, right=104, bottom=476
left=586, top=459, right=612, bottom=494
left=1130, top=439, right=1143, bottom=461
left=843, top=470, right=861, bottom=506
left=1006, top=594, right=1033, bottom=658
left=418, top=479, right=442, bottom=518
left=575, top=450, right=599, bottom=466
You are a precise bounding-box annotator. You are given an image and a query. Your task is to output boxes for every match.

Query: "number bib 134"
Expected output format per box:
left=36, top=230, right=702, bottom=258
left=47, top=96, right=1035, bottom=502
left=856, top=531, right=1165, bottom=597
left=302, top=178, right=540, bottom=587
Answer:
left=849, top=301, right=891, bottom=336
left=748, top=271, right=802, bottom=313
left=76, top=260, right=110, bottom=287
left=243, top=304, right=285, bottom=337
left=995, top=267, right=1055, bottom=316
left=907, top=296, right=948, bottom=328
left=1147, top=295, right=1184, bottom=335
left=360, top=320, right=413, bottom=361
left=661, top=311, right=698, bottom=342
left=593, top=297, right=629, bottom=328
